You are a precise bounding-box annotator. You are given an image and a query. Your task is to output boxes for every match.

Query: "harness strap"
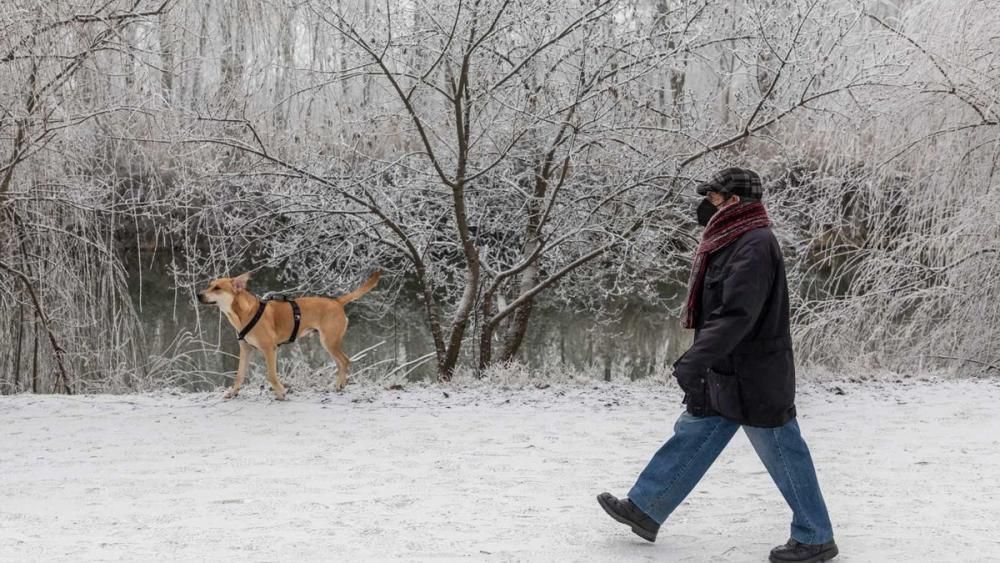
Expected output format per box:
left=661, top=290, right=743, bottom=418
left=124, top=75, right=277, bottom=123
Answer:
left=237, top=300, right=268, bottom=341
left=285, top=300, right=301, bottom=345
left=236, top=296, right=301, bottom=345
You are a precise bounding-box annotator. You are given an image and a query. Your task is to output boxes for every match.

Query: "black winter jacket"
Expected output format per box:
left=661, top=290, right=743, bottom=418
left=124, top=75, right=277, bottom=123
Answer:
left=673, top=226, right=796, bottom=428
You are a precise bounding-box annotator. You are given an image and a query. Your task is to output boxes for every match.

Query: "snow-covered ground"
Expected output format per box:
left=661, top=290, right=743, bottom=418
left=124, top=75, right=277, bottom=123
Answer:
left=2, top=376, right=999, bottom=562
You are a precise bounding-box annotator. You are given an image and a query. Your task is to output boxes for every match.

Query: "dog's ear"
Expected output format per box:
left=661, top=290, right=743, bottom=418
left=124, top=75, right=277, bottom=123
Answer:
left=233, top=272, right=251, bottom=292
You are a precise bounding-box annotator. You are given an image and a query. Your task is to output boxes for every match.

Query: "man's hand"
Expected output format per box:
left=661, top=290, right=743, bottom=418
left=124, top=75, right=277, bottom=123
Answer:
left=675, top=370, right=708, bottom=416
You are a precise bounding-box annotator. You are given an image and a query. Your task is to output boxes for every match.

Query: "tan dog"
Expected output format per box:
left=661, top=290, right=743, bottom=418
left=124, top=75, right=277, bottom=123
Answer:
left=197, top=271, right=380, bottom=399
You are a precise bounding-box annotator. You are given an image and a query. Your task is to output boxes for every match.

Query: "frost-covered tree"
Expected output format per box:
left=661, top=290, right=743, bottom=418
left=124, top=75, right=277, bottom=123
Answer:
left=0, top=1, right=170, bottom=393
left=4, top=0, right=1000, bottom=392
left=177, top=0, right=914, bottom=378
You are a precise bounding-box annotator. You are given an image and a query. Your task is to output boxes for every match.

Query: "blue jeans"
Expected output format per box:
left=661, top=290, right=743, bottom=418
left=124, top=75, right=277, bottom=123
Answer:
left=628, top=412, right=834, bottom=544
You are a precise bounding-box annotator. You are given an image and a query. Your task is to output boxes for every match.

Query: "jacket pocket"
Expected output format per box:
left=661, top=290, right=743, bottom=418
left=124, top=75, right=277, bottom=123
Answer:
left=732, top=340, right=795, bottom=425
left=706, top=368, right=745, bottom=422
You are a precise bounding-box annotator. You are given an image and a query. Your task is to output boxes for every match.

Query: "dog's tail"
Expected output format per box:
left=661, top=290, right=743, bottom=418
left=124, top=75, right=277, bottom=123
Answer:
left=336, top=270, right=381, bottom=305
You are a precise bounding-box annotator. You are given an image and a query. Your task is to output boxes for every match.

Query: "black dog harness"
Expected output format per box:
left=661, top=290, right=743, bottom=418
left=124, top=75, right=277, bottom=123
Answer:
left=237, top=293, right=301, bottom=345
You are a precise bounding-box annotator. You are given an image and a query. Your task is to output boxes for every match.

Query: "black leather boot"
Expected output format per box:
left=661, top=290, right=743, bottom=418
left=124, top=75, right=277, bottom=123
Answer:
left=769, top=538, right=839, bottom=562
left=596, top=492, right=659, bottom=542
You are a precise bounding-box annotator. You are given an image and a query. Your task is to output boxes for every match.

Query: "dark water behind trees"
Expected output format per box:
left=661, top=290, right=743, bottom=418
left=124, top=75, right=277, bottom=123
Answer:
left=129, top=252, right=691, bottom=390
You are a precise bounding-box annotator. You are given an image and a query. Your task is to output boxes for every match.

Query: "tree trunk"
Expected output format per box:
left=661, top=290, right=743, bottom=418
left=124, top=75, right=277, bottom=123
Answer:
left=12, top=302, right=24, bottom=393
left=491, top=139, right=560, bottom=365
left=275, top=8, right=295, bottom=129
left=361, top=0, right=373, bottom=108
left=669, top=40, right=686, bottom=127
left=497, top=299, right=533, bottom=364
left=219, top=8, right=245, bottom=101
left=439, top=46, right=478, bottom=379
left=416, top=266, right=449, bottom=378
left=717, top=6, right=736, bottom=125
left=440, top=179, right=480, bottom=378
left=478, top=290, right=495, bottom=371
left=190, top=4, right=209, bottom=104
left=31, top=317, right=39, bottom=394
left=159, top=7, right=173, bottom=103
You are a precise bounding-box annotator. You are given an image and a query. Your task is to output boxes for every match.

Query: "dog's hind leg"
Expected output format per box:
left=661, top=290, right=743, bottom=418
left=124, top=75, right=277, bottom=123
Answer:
left=320, top=329, right=350, bottom=391
left=261, top=345, right=287, bottom=400
left=224, top=342, right=253, bottom=399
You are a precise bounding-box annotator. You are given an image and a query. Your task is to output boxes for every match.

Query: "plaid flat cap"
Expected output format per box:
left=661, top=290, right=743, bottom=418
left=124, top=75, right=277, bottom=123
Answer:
left=695, top=167, right=763, bottom=200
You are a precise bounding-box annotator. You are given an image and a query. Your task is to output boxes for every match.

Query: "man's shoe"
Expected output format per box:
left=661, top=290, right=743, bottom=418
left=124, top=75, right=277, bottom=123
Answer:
left=769, top=538, right=839, bottom=562
left=596, top=492, right=659, bottom=542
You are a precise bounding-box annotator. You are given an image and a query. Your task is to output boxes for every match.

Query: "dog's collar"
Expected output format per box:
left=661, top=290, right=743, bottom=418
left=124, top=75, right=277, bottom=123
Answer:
left=236, top=295, right=302, bottom=345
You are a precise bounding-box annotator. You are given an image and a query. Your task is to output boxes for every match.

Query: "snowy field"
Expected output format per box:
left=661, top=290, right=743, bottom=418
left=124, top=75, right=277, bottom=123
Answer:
left=2, top=376, right=999, bottom=562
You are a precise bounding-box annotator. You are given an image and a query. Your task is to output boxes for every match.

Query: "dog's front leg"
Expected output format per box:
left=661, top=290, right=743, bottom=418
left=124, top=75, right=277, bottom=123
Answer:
left=261, top=346, right=287, bottom=401
left=224, top=342, right=252, bottom=399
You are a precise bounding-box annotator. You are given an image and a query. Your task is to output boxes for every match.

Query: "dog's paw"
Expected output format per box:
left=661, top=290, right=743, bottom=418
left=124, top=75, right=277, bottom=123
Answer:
left=223, top=388, right=239, bottom=399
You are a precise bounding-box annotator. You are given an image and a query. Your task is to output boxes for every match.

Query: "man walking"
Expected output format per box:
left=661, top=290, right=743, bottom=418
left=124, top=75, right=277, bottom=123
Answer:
left=597, top=168, right=838, bottom=562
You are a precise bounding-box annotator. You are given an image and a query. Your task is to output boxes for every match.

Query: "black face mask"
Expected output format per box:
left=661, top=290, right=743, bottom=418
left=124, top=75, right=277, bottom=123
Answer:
left=696, top=198, right=718, bottom=227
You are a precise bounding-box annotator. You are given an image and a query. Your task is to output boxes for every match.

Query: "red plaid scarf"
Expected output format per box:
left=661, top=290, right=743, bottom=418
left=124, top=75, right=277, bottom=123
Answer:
left=683, top=201, right=771, bottom=329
